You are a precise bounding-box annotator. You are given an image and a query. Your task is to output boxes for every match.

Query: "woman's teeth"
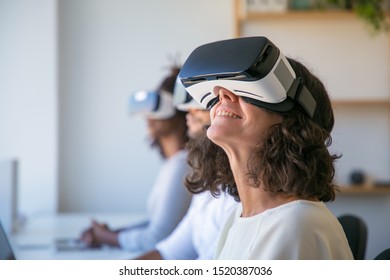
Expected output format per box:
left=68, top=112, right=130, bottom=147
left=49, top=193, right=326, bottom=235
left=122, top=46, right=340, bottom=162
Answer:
left=216, top=110, right=241, bottom=119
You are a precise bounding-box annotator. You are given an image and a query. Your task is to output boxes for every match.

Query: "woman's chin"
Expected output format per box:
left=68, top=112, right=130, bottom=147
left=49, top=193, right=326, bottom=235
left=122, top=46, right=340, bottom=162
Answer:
left=206, top=125, right=225, bottom=145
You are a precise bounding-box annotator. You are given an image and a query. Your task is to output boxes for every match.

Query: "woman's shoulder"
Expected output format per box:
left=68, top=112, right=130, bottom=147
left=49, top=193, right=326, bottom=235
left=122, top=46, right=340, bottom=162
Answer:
left=229, top=200, right=336, bottom=230
left=162, top=149, right=189, bottom=170
left=258, top=200, right=352, bottom=259
left=264, top=200, right=336, bottom=228
left=269, top=200, right=328, bottom=215
left=165, top=149, right=188, bottom=164
left=257, top=201, right=330, bottom=239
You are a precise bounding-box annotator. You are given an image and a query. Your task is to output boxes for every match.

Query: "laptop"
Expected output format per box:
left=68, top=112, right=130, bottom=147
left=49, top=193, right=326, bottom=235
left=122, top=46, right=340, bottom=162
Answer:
left=0, top=159, right=18, bottom=236
left=15, top=233, right=98, bottom=252
left=54, top=237, right=96, bottom=251
left=0, top=220, right=16, bottom=260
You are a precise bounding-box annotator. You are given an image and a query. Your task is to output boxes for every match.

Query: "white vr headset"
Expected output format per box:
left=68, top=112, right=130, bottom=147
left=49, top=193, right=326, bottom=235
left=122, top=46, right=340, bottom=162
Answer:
left=178, top=36, right=316, bottom=118
left=128, top=90, right=176, bottom=120
left=173, top=76, right=204, bottom=111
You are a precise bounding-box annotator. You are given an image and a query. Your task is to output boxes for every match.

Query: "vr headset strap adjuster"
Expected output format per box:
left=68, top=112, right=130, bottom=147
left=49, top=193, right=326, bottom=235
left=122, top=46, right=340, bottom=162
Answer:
left=287, top=77, right=316, bottom=118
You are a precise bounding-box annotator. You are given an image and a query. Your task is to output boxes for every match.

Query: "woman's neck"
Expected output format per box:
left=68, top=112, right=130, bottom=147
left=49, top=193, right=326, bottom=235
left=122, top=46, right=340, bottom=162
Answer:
left=226, top=147, right=298, bottom=217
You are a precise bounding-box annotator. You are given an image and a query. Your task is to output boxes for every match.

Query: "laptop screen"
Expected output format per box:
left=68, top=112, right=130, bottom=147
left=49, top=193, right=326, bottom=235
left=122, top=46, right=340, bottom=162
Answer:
left=0, top=220, right=16, bottom=260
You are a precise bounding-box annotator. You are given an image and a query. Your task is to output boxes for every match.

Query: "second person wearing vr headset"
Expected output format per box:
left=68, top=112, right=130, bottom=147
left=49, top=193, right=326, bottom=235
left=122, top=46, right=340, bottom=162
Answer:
left=180, top=37, right=353, bottom=259
left=80, top=66, right=192, bottom=253
left=135, top=81, right=238, bottom=260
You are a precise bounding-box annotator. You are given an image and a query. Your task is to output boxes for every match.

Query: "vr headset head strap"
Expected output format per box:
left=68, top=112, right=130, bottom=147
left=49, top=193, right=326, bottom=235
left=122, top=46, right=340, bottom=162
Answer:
left=287, top=78, right=316, bottom=118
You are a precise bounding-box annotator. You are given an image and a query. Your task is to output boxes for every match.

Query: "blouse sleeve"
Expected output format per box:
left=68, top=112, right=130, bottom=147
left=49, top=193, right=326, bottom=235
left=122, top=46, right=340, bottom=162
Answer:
left=117, top=151, right=192, bottom=252
left=155, top=199, right=198, bottom=260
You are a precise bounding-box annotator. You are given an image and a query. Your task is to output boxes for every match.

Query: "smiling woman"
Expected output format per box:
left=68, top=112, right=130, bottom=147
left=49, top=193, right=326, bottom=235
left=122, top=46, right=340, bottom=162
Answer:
left=208, top=86, right=282, bottom=150
left=182, top=37, right=354, bottom=260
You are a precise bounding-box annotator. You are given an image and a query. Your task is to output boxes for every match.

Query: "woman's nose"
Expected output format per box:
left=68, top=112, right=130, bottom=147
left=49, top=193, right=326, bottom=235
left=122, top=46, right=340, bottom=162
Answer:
left=216, top=87, right=238, bottom=103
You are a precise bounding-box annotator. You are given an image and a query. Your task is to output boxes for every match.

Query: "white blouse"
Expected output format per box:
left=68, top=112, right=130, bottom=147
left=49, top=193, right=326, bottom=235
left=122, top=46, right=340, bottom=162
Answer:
left=215, top=200, right=354, bottom=260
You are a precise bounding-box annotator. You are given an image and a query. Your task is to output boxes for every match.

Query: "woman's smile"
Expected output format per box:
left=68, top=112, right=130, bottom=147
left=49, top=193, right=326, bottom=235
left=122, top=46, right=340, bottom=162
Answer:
left=216, top=109, right=242, bottom=119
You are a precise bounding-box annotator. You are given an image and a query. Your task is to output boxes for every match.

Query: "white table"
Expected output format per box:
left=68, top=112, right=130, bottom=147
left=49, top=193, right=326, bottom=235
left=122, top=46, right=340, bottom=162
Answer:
left=10, top=212, right=148, bottom=260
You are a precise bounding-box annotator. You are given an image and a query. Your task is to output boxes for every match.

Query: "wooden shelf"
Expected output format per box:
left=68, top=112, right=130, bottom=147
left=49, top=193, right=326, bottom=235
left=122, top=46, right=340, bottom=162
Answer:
left=337, top=185, right=390, bottom=195
left=331, top=99, right=390, bottom=106
left=233, top=0, right=390, bottom=37
left=234, top=0, right=390, bottom=111
left=241, top=10, right=357, bottom=21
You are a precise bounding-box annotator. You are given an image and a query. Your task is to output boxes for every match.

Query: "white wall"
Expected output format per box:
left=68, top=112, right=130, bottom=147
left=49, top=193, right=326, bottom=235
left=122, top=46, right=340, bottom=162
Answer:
left=0, top=0, right=57, bottom=217
left=0, top=0, right=234, bottom=216
left=57, top=0, right=234, bottom=212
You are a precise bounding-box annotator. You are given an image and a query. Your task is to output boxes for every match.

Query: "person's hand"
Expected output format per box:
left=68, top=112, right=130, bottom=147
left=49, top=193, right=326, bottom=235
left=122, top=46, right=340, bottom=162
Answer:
left=80, top=220, right=119, bottom=247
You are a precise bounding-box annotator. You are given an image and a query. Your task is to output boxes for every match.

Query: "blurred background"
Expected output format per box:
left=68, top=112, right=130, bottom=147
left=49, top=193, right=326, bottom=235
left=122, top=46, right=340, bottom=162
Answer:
left=0, top=0, right=389, bottom=259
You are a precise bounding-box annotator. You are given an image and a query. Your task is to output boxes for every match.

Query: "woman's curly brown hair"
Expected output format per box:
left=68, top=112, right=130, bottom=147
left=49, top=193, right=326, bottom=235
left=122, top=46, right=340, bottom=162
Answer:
left=185, top=57, right=340, bottom=202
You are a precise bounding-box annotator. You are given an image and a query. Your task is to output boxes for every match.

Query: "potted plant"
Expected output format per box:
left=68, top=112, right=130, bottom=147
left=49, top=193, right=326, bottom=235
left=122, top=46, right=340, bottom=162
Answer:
left=328, top=0, right=389, bottom=33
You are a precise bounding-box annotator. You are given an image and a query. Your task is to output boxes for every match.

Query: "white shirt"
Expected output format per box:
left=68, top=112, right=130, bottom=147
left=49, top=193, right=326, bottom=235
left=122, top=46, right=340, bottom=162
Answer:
left=215, top=200, right=354, bottom=260
left=156, top=191, right=239, bottom=260
left=118, top=150, right=192, bottom=252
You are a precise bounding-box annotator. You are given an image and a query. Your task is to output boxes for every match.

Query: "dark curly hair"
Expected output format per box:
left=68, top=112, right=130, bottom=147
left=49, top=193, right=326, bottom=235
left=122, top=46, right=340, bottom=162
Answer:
left=149, top=66, right=188, bottom=158
left=185, top=57, right=340, bottom=202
